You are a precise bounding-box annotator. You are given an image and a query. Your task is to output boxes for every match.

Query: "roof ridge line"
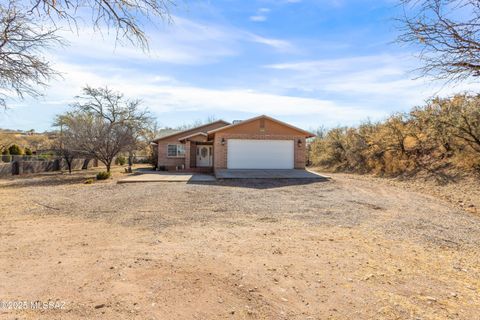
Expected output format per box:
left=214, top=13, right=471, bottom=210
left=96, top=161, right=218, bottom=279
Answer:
left=153, top=120, right=230, bottom=142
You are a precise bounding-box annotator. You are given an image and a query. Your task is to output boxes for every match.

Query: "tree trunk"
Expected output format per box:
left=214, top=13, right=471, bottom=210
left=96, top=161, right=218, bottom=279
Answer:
left=66, top=157, right=73, bottom=174
left=106, top=162, right=111, bottom=172
left=128, top=152, right=133, bottom=173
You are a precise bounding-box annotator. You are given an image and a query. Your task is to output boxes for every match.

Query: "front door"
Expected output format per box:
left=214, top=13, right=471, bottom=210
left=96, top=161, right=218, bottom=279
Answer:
left=196, top=145, right=213, bottom=167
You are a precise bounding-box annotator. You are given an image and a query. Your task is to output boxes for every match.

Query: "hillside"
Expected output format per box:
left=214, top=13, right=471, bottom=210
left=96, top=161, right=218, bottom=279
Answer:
left=0, top=129, right=56, bottom=152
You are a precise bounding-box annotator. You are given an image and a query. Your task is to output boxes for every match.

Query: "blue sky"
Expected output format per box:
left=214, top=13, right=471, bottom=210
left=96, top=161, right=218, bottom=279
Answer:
left=1, top=0, right=478, bottom=131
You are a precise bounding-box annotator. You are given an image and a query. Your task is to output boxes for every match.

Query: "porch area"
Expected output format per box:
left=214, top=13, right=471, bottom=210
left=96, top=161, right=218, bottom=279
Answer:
left=181, top=133, right=214, bottom=172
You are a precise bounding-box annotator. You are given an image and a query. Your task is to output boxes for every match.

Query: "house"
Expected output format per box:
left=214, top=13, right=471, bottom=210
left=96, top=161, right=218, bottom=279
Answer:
left=152, top=115, right=315, bottom=172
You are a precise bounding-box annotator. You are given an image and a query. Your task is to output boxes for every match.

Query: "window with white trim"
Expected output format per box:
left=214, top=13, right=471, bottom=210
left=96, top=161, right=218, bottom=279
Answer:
left=167, top=144, right=185, bottom=157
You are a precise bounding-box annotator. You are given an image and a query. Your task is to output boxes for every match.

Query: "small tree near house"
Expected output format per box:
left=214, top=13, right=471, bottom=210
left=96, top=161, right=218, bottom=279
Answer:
left=53, top=114, right=82, bottom=174
left=54, top=144, right=79, bottom=174
left=139, top=121, right=161, bottom=169
left=8, top=144, right=22, bottom=155
left=57, top=86, right=153, bottom=172
left=1, top=148, right=11, bottom=162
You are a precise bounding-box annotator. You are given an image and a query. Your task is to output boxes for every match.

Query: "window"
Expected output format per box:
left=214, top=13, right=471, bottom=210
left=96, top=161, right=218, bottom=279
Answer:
left=167, top=144, right=185, bottom=157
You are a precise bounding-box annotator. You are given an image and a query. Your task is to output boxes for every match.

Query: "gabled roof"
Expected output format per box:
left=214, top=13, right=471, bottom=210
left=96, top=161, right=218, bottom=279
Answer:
left=207, top=115, right=316, bottom=138
left=152, top=120, right=230, bottom=142
left=178, top=132, right=208, bottom=141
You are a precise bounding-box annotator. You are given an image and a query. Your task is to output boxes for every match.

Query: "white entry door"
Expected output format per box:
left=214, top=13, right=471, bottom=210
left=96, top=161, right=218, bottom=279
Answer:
left=196, top=145, right=213, bottom=167
left=227, top=139, right=294, bottom=169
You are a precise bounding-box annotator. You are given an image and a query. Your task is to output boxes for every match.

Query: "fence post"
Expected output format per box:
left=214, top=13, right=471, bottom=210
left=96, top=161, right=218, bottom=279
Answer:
left=82, top=159, right=89, bottom=170
left=12, top=160, right=22, bottom=175
left=53, top=159, right=60, bottom=171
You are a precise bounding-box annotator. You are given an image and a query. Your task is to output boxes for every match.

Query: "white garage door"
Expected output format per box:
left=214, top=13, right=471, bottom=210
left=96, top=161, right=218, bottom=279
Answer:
left=227, top=139, right=294, bottom=169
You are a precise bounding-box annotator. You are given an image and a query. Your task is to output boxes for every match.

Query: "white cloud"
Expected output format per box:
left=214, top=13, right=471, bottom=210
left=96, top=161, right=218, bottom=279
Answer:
left=17, top=61, right=383, bottom=128
left=250, top=15, right=267, bottom=22
left=250, top=7, right=272, bottom=22
left=147, top=86, right=376, bottom=120
left=265, top=54, right=480, bottom=109
left=45, top=52, right=479, bottom=129
left=54, top=17, right=237, bottom=65
left=266, top=54, right=401, bottom=72
left=52, top=16, right=293, bottom=65
left=248, top=34, right=292, bottom=50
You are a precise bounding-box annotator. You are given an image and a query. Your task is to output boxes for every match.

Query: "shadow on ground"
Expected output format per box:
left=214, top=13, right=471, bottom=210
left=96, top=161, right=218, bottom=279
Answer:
left=188, top=178, right=330, bottom=189
left=0, top=174, right=98, bottom=189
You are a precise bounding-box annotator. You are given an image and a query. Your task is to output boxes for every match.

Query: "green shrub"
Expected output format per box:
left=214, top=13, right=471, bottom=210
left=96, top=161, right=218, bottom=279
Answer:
left=115, top=155, right=126, bottom=166
left=84, top=178, right=94, bottom=184
left=8, top=144, right=22, bottom=155
left=37, top=153, right=52, bottom=161
left=24, top=147, right=33, bottom=156
left=1, top=149, right=11, bottom=162
left=96, top=171, right=111, bottom=180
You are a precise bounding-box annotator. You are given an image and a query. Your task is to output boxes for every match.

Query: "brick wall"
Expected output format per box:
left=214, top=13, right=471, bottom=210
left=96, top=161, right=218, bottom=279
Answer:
left=157, top=139, right=186, bottom=170
left=156, top=122, right=227, bottom=170
left=190, top=143, right=197, bottom=168
left=156, top=118, right=311, bottom=171
left=213, top=133, right=306, bottom=170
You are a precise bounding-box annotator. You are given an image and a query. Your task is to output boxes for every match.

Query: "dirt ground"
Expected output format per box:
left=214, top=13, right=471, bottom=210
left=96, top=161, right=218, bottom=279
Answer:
left=0, top=168, right=479, bottom=319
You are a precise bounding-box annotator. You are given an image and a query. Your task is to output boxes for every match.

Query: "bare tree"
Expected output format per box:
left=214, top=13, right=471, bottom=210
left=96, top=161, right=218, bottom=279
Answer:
left=59, top=86, right=153, bottom=172
left=29, top=0, right=173, bottom=48
left=52, top=140, right=79, bottom=173
left=430, top=94, right=480, bottom=153
left=0, top=0, right=173, bottom=108
left=0, top=1, right=61, bottom=108
left=141, top=120, right=161, bottom=168
left=53, top=114, right=83, bottom=173
left=175, top=116, right=219, bottom=131
left=398, top=0, right=480, bottom=82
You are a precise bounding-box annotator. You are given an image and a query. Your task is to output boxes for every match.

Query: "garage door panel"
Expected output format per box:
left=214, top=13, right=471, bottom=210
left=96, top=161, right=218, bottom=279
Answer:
left=227, top=139, right=294, bottom=169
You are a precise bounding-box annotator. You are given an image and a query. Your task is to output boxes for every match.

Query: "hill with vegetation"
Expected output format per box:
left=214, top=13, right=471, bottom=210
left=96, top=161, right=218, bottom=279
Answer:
left=309, top=94, right=480, bottom=182
left=0, top=129, right=56, bottom=154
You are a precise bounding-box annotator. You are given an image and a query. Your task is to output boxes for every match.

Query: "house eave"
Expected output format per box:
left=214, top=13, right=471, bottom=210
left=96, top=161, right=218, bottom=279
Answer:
left=207, top=115, right=316, bottom=138
left=178, top=132, right=208, bottom=142
left=151, top=120, right=230, bottom=143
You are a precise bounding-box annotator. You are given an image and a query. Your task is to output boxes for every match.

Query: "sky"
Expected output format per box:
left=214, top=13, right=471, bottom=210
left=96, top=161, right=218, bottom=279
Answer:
left=1, top=0, right=479, bottom=132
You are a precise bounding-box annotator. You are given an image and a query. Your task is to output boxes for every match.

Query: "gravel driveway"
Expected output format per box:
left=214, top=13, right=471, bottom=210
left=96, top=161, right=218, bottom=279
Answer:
left=1, top=170, right=479, bottom=319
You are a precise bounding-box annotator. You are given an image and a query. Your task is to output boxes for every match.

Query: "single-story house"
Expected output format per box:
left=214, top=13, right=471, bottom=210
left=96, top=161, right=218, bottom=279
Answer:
left=152, top=115, right=315, bottom=172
